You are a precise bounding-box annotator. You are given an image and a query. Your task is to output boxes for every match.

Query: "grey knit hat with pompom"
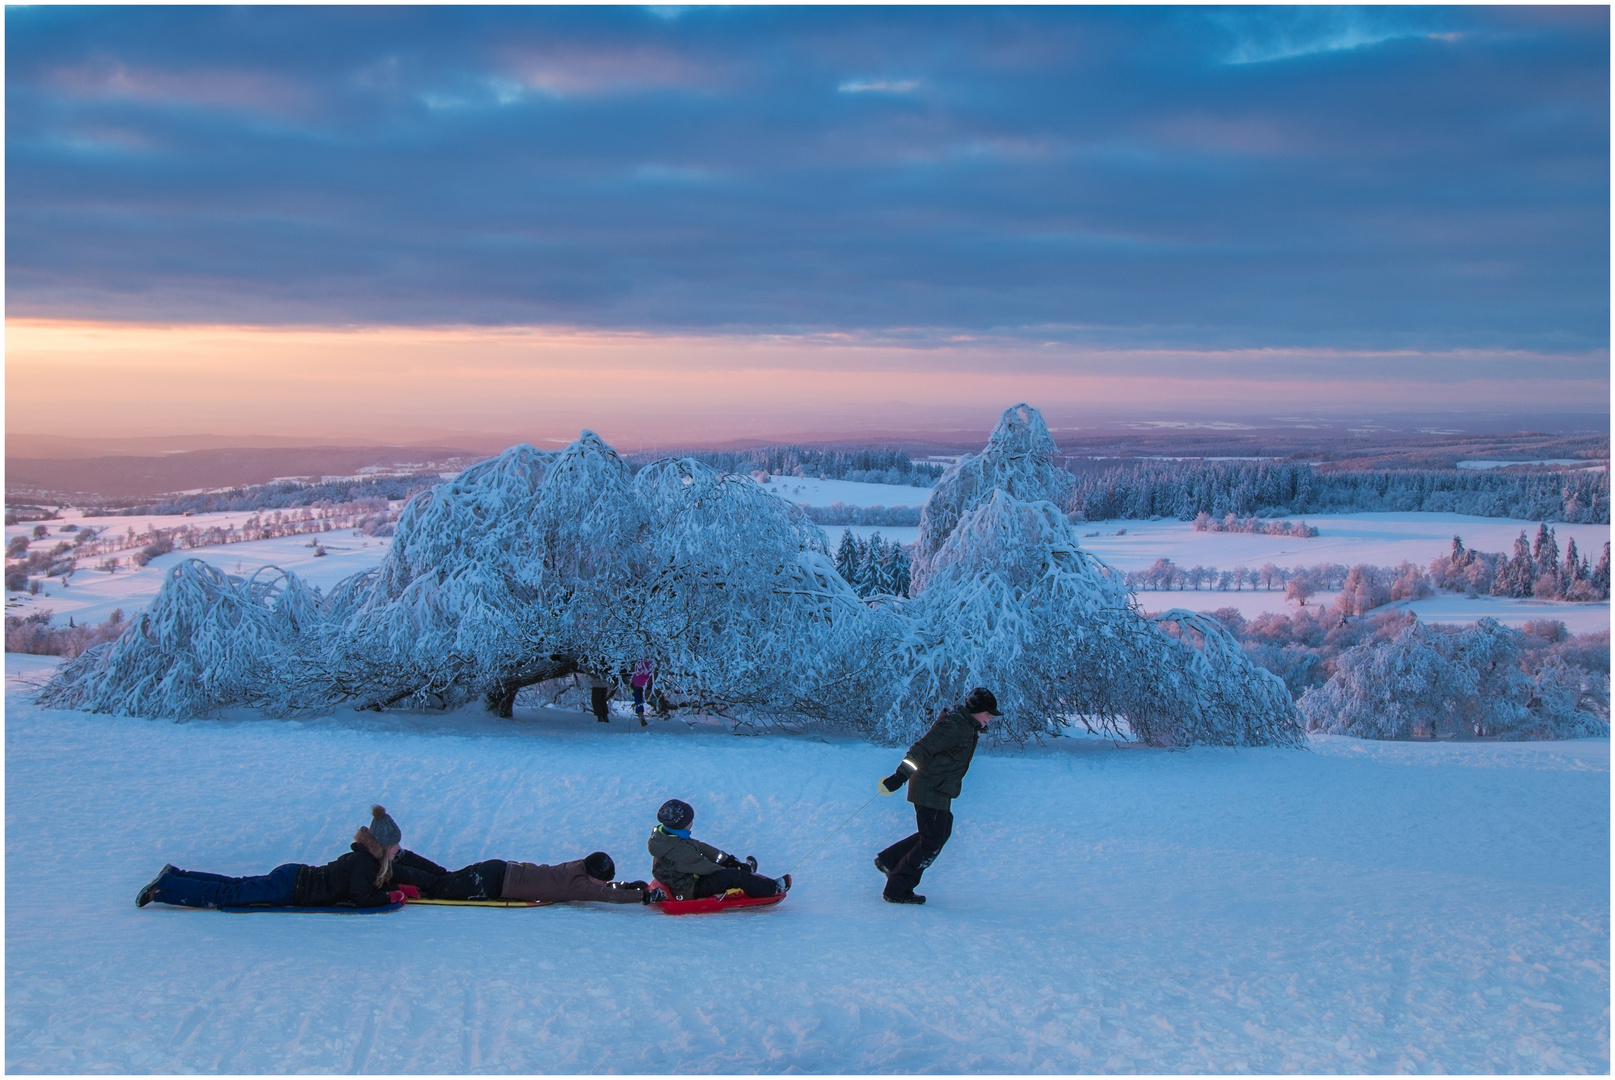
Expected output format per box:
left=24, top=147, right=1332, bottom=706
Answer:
left=367, top=804, right=401, bottom=848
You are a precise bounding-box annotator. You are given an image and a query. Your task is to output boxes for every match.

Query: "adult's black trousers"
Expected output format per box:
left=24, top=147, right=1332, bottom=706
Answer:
left=429, top=859, right=508, bottom=900
left=878, top=804, right=953, bottom=899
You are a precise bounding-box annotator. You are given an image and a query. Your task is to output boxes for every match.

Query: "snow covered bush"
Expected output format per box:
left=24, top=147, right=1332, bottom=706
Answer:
left=1298, top=617, right=1609, bottom=740
left=885, top=490, right=1303, bottom=747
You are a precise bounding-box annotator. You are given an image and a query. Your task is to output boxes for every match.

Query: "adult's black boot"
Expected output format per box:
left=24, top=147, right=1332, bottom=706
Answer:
left=136, top=864, right=176, bottom=908
left=883, top=892, right=925, bottom=905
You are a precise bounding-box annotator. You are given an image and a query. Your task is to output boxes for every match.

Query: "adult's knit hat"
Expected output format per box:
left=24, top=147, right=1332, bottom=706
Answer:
left=583, top=851, right=615, bottom=881
left=963, top=687, right=1002, bottom=716
left=657, top=799, right=694, bottom=830
left=367, top=804, right=402, bottom=849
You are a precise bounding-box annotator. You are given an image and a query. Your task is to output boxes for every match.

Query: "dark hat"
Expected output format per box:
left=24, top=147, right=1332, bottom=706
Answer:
left=367, top=804, right=402, bottom=848
left=963, top=687, right=1002, bottom=716
left=583, top=851, right=615, bottom=881
left=657, top=799, right=694, bottom=830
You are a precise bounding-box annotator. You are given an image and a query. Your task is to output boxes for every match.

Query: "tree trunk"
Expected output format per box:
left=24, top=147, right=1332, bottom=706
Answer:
left=485, top=654, right=580, bottom=718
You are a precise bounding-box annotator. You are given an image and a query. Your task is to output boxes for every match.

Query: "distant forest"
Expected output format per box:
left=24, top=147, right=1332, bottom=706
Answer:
left=85, top=474, right=445, bottom=518
left=625, top=445, right=944, bottom=487
left=1069, top=460, right=1608, bottom=524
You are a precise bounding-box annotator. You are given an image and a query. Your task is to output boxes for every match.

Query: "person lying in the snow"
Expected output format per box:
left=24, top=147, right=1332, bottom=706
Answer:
left=427, top=851, right=650, bottom=904
left=647, top=799, right=791, bottom=901
left=135, top=805, right=446, bottom=910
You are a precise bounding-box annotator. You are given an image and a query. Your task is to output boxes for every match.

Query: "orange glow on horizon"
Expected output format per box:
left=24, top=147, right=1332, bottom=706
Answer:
left=5, top=318, right=1604, bottom=449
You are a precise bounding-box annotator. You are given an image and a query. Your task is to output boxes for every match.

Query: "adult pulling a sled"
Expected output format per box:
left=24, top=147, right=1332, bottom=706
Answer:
left=427, top=851, right=648, bottom=904
left=874, top=687, right=1000, bottom=905
left=647, top=799, right=790, bottom=901
left=135, top=805, right=444, bottom=910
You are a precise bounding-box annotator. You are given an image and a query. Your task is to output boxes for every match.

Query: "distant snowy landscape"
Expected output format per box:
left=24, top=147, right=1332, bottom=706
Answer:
left=6, top=408, right=1608, bottom=1073
left=6, top=653, right=1607, bottom=1073
left=9, top=505, right=1605, bottom=636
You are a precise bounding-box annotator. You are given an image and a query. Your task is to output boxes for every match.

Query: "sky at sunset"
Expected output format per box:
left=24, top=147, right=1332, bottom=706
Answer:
left=6, top=6, right=1609, bottom=447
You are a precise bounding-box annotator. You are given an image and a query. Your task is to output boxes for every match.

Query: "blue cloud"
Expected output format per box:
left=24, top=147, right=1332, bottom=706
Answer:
left=3, top=5, right=1608, bottom=360
left=1213, top=7, right=1452, bottom=65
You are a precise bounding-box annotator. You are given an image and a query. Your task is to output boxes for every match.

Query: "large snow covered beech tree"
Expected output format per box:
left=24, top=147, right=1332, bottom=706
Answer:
left=40, top=407, right=1306, bottom=747
left=620, top=457, right=897, bottom=726
left=318, top=443, right=568, bottom=715
left=884, top=490, right=1303, bottom=747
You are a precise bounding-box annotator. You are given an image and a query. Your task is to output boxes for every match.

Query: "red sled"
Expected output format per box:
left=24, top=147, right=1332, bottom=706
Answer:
left=648, top=880, right=787, bottom=915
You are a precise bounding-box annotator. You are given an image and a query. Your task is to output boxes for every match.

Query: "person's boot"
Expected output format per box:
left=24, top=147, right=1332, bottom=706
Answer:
left=776, top=874, right=792, bottom=895
left=883, top=891, right=925, bottom=905
left=136, top=864, right=176, bottom=908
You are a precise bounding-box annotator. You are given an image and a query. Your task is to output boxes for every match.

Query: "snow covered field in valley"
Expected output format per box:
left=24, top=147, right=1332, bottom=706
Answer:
left=758, top=475, right=932, bottom=508
left=6, top=653, right=1607, bottom=1073
left=10, top=507, right=1604, bottom=634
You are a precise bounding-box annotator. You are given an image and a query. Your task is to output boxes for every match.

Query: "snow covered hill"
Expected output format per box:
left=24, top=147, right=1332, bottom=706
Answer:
left=6, top=654, right=1607, bottom=1073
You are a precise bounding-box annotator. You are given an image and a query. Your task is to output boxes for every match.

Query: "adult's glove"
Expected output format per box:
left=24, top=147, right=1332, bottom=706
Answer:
left=622, top=880, right=649, bottom=892
left=397, top=884, right=421, bottom=900
left=642, top=887, right=668, bottom=904
left=744, top=855, right=758, bottom=873
left=718, top=853, right=743, bottom=870
left=387, top=890, right=408, bottom=904
left=878, top=773, right=906, bottom=796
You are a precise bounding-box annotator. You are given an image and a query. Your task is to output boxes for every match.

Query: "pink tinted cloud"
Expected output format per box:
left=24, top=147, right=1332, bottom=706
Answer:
left=495, top=44, right=719, bottom=96
left=44, top=59, right=312, bottom=116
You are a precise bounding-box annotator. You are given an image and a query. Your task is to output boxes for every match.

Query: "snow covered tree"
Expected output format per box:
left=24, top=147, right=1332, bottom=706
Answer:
left=1297, top=621, right=1473, bottom=739
left=39, top=560, right=323, bottom=719
left=884, top=542, right=912, bottom=598
left=1532, top=524, right=1559, bottom=578
left=624, top=456, right=882, bottom=725
left=323, top=442, right=564, bottom=716
left=1492, top=531, right=1536, bottom=598
left=883, top=490, right=1303, bottom=747
left=39, top=406, right=1310, bottom=749
left=912, top=403, right=1075, bottom=591
left=835, top=529, right=861, bottom=583
left=1299, top=617, right=1608, bottom=740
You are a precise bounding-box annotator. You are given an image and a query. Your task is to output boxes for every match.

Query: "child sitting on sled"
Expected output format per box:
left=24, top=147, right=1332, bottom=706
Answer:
left=647, top=799, right=791, bottom=901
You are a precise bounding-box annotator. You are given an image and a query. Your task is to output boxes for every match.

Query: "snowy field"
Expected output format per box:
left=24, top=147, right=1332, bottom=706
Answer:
left=759, top=475, right=932, bottom=508
left=5, top=653, right=1608, bottom=1074
left=4, top=528, right=394, bottom=631
left=10, top=508, right=1603, bottom=634
left=1080, top=513, right=1610, bottom=633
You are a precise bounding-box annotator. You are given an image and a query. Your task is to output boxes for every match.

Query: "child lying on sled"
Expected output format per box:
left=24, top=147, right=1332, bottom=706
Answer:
left=427, top=851, right=649, bottom=904
left=647, top=799, right=791, bottom=901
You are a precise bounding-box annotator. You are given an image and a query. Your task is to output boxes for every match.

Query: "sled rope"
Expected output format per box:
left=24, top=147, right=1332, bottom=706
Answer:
left=784, top=793, right=878, bottom=875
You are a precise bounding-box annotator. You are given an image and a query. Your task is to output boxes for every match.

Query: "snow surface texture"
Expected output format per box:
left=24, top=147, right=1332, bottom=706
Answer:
left=40, top=407, right=1302, bottom=748
left=6, top=653, right=1608, bottom=1074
